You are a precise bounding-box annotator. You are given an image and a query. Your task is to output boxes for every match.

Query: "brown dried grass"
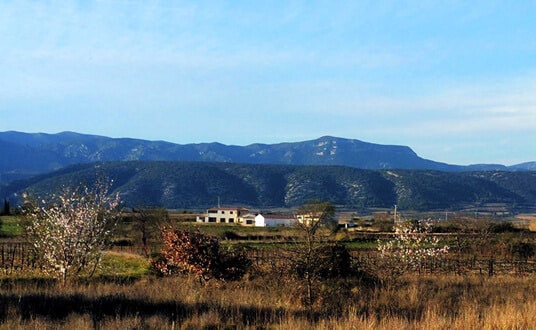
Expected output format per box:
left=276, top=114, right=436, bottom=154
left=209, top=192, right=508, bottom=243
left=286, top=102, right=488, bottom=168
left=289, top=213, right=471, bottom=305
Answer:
left=2, top=271, right=536, bottom=329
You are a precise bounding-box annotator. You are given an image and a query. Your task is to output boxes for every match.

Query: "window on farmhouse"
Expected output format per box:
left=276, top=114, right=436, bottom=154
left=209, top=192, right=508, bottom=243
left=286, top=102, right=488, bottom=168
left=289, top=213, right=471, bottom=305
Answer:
left=208, top=217, right=216, bottom=222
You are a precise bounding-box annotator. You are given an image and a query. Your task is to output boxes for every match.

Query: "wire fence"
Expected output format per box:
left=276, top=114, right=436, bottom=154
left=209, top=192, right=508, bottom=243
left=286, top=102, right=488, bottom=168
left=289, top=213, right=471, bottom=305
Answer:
left=2, top=241, right=536, bottom=277
left=247, top=248, right=536, bottom=276
left=0, top=242, right=36, bottom=274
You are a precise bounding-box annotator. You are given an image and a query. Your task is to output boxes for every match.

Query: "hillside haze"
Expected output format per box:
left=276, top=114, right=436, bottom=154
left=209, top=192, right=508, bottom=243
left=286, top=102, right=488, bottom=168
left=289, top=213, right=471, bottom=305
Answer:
left=1, top=130, right=526, bottom=183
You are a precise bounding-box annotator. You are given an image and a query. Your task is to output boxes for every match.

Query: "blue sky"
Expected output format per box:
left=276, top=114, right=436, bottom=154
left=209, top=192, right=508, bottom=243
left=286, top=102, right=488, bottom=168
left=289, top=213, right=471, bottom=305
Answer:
left=1, top=1, right=535, bottom=165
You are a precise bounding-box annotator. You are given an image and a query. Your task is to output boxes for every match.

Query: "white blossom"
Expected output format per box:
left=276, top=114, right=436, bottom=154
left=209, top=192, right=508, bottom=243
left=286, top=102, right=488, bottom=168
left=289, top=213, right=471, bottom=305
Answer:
left=23, top=181, right=120, bottom=282
left=378, top=219, right=449, bottom=273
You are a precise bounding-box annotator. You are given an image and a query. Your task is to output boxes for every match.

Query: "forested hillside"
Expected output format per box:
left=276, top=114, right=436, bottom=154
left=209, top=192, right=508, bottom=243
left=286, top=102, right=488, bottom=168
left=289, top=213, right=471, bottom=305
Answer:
left=2, top=161, right=536, bottom=211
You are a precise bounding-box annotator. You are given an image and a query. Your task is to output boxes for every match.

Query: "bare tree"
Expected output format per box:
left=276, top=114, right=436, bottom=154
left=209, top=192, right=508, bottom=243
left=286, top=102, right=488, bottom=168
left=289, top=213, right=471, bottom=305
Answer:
left=131, top=207, right=169, bottom=257
left=291, top=200, right=338, bottom=308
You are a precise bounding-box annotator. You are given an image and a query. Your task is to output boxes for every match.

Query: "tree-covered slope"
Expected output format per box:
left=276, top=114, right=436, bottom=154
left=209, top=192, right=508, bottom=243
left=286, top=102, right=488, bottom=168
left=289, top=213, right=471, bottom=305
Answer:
left=2, top=161, right=536, bottom=211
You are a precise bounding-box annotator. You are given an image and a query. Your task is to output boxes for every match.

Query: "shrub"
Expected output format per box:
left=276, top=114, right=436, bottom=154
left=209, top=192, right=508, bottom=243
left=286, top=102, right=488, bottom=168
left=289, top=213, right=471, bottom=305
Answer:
left=489, top=222, right=519, bottom=233
left=290, top=243, right=352, bottom=283
left=154, top=228, right=251, bottom=283
left=509, top=242, right=535, bottom=261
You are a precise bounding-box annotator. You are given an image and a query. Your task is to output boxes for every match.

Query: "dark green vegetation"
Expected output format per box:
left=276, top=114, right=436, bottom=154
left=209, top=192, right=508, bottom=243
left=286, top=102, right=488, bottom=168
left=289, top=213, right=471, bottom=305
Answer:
left=2, top=161, right=536, bottom=211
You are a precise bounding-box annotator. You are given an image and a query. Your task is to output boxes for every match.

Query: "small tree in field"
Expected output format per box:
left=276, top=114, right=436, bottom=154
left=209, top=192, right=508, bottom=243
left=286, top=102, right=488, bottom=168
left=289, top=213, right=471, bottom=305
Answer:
left=377, top=219, right=449, bottom=283
left=23, top=181, right=120, bottom=283
left=2, top=199, right=10, bottom=215
left=155, top=228, right=251, bottom=284
left=291, top=200, right=339, bottom=308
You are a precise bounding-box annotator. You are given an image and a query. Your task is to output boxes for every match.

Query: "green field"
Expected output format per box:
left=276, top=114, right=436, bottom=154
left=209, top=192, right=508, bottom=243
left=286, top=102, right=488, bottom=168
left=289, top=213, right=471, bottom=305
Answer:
left=0, top=215, right=23, bottom=238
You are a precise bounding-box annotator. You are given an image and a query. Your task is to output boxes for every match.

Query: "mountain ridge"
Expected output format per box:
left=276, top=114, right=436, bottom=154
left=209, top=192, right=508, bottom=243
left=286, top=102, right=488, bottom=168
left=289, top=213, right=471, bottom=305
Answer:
left=2, top=131, right=529, bottom=184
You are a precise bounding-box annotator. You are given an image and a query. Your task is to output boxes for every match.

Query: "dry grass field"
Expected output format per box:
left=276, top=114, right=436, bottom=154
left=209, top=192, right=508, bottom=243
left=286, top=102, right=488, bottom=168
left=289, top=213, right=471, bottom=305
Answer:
left=1, top=252, right=536, bottom=329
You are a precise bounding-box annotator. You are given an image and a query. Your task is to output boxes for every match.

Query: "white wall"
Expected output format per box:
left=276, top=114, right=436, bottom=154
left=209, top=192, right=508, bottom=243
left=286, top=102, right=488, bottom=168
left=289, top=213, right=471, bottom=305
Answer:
left=255, top=214, right=266, bottom=227
left=255, top=214, right=295, bottom=227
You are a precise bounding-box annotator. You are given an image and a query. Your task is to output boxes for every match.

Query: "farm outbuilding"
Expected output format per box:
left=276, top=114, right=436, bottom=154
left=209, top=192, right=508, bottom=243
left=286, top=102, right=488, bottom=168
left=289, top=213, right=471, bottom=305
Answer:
left=255, top=213, right=296, bottom=227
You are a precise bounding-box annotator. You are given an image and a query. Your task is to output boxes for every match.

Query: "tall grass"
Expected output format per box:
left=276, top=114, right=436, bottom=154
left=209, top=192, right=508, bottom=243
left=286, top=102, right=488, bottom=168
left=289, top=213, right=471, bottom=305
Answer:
left=2, top=258, right=536, bottom=329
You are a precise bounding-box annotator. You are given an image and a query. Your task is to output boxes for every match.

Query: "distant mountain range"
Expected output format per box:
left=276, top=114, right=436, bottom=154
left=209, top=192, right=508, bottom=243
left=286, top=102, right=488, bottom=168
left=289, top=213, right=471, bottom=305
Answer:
left=1, top=131, right=535, bottom=183
left=1, top=131, right=535, bottom=211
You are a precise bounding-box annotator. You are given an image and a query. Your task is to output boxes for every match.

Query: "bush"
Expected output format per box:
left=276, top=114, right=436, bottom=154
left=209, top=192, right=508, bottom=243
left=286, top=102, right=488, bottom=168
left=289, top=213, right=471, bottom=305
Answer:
left=509, top=242, right=535, bottom=261
left=286, top=242, right=357, bottom=310
left=315, top=244, right=352, bottom=279
left=489, top=222, right=520, bottom=233
left=154, top=228, right=251, bottom=283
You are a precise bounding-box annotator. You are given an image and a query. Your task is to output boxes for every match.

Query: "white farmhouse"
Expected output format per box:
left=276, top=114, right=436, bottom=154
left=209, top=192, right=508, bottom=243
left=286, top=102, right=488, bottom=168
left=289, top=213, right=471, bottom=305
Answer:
left=196, top=206, right=248, bottom=224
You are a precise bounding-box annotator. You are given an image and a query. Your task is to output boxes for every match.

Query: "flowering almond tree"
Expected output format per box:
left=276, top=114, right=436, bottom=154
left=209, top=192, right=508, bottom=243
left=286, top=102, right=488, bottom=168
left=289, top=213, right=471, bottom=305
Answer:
left=377, top=219, right=449, bottom=279
left=23, top=181, right=120, bottom=282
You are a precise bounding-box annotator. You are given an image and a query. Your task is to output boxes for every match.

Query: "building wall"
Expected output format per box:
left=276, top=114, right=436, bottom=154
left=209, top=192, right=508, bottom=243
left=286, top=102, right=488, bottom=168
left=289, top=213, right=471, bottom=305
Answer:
left=296, top=214, right=320, bottom=226
left=255, top=214, right=295, bottom=227
left=197, top=207, right=244, bottom=223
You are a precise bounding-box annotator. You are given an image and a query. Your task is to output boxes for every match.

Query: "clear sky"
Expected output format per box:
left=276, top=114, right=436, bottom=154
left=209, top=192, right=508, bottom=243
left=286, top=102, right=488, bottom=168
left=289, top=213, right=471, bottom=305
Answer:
left=1, top=1, right=535, bottom=166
